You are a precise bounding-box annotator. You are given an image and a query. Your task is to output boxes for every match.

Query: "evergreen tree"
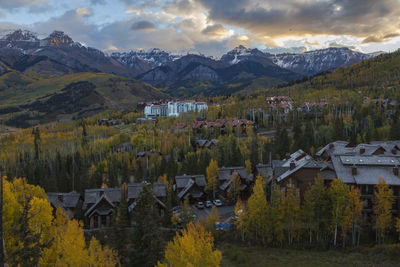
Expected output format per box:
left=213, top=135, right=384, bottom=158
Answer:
left=112, top=184, right=130, bottom=264
left=130, top=183, right=163, bottom=267
left=275, top=128, right=290, bottom=159
left=9, top=197, right=52, bottom=267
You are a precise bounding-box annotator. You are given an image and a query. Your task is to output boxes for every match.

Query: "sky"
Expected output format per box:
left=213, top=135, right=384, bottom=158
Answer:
left=0, top=0, right=400, bottom=56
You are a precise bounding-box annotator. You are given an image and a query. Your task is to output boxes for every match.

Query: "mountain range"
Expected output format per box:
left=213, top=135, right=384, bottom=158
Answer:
left=0, top=29, right=385, bottom=127
left=0, top=30, right=377, bottom=85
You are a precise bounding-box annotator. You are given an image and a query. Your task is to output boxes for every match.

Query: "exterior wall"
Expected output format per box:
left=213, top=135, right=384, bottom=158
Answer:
left=277, top=168, right=321, bottom=200
left=146, top=101, right=208, bottom=117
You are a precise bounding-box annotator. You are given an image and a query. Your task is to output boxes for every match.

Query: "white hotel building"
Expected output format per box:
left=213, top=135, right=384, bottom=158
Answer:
left=144, top=100, right=208, bottom=118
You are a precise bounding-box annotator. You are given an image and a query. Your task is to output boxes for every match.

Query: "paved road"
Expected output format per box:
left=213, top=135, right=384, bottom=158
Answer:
left=192, top=205, right=235, bottom=223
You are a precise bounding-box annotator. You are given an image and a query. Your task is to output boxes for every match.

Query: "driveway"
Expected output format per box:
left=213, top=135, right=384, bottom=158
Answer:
left=192, top=204, right=235, bottom=223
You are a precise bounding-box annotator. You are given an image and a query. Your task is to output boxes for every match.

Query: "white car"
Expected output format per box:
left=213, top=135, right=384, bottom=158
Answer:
left=205, top=200, right=212, bottom=208
left=213, top=199, right=222, bottom=207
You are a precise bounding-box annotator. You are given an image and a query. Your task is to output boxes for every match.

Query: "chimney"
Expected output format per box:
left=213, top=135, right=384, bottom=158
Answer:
left=393, top=166, right=399, bottom=176
left=360, top=147, right=365, bottom=154
left=352, top=165, right=357, bottom=175
left=290, top=160, right=296, bottom=170
left=329, top=143, right=334, bottom=149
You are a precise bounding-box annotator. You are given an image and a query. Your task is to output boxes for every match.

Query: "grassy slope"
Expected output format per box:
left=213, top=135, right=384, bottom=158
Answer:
left=0, top=72, right=165, bottom=108
left=220, top=243, right=399, bottom=267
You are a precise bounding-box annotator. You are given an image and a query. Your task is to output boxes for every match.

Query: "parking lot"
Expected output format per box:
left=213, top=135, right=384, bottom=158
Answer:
left=191, top=204, right=235, bottom=223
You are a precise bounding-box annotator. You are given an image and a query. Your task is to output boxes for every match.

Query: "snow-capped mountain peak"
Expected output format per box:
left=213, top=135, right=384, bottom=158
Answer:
left=271, top=47, right=374, bottom=75
left=111, top=48, right=182, bottom=69
left=2, top=29, right=39, bottom=42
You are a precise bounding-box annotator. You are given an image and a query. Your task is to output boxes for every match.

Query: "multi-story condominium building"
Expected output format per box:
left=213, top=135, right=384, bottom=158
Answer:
left=144, top=101, right=208, bottom=118
left=144, top=103, right=168, bottom=118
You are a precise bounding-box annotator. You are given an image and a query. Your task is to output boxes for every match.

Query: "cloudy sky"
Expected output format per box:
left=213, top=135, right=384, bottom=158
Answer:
left=1, top=0, right=400, bottom=56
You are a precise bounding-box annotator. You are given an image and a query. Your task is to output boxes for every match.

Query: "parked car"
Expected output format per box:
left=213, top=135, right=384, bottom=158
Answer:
left=172, top=206, right=181, bottom=215
left=205, top=200, right=212, bottom=208
left=213, top=199, right=222, bottom=207
left=196, top=201, right=204, bottom=209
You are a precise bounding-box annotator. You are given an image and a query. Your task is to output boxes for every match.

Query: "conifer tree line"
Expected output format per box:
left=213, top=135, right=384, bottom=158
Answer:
left=235, top=176, right=400, bottom=248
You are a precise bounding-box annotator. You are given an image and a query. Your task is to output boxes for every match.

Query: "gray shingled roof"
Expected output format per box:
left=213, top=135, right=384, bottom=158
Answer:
left=47, top=192, right=80, bottom=209
left=256, top=164, right=273, bottom=178
left=316, top=141, right=400, bottom=158
left=175, top=174, right=206, bottom=188
left=84, top=188, right=121, bottom=205
left=84, top=193, right=116, bottom=217
left=127, top=182, right=167, bottom=199
left=318, top=141, right=400, bottom=185
left=275, top=150, right=322, bottom=183
left=218, top=167, right=253, bottom=181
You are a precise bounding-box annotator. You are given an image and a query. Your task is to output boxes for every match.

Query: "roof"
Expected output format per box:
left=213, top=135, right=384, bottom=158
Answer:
left=127, top=182, right=167, bottom=199
left=175, top=174, right=206, bottom=188
left=316, top=141, right=400, bottom=158
left=218, top=167, right=253, bottom=181
left=256, top=164, right=273, bottom=182
left=175, top=174, right=206, bottom=199
left=195, top=139, right=218, bottom=148
left=84, top=193, right=116, bottom=217
left=84, top=188, right=121, bottom=205
left=47, top=192, right=80, bottom=209
left=275, top=150, right=322, bottom=183
left=318, top=141, right=400, bottom=185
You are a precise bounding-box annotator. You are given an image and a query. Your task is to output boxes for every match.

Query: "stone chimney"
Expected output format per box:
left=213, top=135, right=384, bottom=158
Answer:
left=290, top=160, right=296, bottom=170
left=360, top=147, right=365, bottom=154
left=352, top=165, right=357, bottom=175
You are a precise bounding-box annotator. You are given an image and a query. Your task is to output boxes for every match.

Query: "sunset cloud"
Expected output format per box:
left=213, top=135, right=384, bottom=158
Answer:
left=0, top=0, right=399, bottom=55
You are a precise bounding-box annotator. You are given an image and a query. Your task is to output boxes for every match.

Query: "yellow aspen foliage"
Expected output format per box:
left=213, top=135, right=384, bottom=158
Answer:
left=28, top=197, right=54, bottom=245
left=3, top=178, right=50, bottom=262
left=205, top=205, right=220, bottom=234
left=156, top=222, right=222, bottom=267
left=228, top=172, right=242, bottom=201
left=158, top=174, right=171, bottom=192
left=245, top=160, right=252, bottom=176
left=205, top=159, right=219, bottom=199
left=87, top=237, right=121, bottom=267
left=245, top=175, right=269, bottom=244
left=374, top=178, right=394, bottom=244
left=396, top=218, right=400, bottom=241
left=53, top=212, right=89, bottom=266
left=345, top=186, right=364, bottom=246
left=281, top=185, right=301, bottom=246
left=329, top=178, right=349, bottom=246
left=234, top=198, right=246, bottom=241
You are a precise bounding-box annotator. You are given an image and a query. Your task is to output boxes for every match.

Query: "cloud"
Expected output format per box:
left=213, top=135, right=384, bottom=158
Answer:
left=329, top=42, right=355, bottom=49
left=198, top=0, right=400, bottom=42
left=362, top=32, right=400, bottom=44
left=131, top=20, right=156, bottom=31
left=202, top=24, right=229, bottom=36
left=76, top=7, right=92, bottom=17
left=31, top=8, right=97, bottom=44
left=0, top=0, right=48, bottom=10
